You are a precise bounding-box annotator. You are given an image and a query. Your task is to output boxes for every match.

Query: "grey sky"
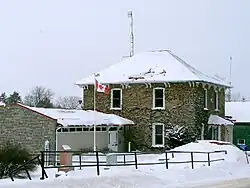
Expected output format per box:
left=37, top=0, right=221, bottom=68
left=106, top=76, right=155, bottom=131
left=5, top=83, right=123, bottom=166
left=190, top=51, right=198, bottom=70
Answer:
left=0, top=0, right=248, bottom=99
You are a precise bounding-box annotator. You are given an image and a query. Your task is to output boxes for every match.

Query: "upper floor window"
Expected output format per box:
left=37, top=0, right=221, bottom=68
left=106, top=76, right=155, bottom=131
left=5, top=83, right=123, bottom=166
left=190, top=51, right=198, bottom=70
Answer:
left=214, top=90, right=219, bottom=110
left=111, top=88, right=122, bottom=110
left=204, top=88, right=208, bottom=110
left=152, top=123, right=164, bottom=147
left=153, top=88, right=165, bottom=109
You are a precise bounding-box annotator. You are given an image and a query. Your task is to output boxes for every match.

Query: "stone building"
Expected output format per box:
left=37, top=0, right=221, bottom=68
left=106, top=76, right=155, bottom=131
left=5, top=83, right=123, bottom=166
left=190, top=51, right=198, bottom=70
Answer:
left=76, top=50, right=233, bottom=150
left=0, top=103, right=133, bottom=153
left=0, top=104, right=56, bottom=153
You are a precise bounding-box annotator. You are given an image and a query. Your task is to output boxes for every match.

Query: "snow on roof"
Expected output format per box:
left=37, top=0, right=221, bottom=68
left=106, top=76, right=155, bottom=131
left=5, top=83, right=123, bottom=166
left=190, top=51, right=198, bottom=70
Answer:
left=17, top=103, right=135, bottom=126
left=0, top=101, right=6, bottom=106
left=75, top=50, right=230, bottom=87
left=226, top=101, right=250, bottom=123
left=208, top=115, right=234, bottom=126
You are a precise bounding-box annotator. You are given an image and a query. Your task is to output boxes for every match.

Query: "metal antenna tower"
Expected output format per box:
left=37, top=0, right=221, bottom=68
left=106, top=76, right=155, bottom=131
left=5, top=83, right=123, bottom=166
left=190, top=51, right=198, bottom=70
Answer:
left=228, top=56, right=233, bottom=101
left=128, top=11, right=134, bottom=57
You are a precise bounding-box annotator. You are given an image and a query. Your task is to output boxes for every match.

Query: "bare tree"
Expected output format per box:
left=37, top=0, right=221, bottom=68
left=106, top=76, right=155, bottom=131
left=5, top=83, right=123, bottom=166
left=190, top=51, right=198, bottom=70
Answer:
left=24, top=86, right=54, bottom=108
left=55, top=96, right=82, bottom=109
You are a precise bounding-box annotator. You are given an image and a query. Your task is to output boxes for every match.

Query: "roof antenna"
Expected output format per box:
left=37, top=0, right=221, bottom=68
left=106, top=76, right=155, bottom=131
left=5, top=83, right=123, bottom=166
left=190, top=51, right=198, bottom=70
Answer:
left=128, top=11, right=135, bottom=57
left=228, top=56, right=233, bottom=102
left=122, top=11, right=135, bottom=60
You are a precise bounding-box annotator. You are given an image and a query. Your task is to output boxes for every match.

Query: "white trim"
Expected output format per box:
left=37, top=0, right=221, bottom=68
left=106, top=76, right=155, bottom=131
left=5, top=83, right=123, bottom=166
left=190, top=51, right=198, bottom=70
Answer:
left=152, top=123, right=165, bottom=147
left=152, top=87, right=165, bottom=110
left=204, top=88, right=208, bottom=109
left=215, top=90, right=219, bottom=111
left=237, top=139, right=245, bottom=145
left=110, top=88, right=122, bottom=110
left=218, top=126, right=221, bottom=141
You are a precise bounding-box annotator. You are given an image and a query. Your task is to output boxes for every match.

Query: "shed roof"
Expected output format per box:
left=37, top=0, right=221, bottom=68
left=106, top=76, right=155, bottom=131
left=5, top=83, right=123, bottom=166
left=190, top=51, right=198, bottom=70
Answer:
left=76, top=50, right=230, bottom=87
left=16, top=103, right=135, bottom=126
left=226, top=102, right=250, bottom=123
left=208, top=115, right=234, bottom=126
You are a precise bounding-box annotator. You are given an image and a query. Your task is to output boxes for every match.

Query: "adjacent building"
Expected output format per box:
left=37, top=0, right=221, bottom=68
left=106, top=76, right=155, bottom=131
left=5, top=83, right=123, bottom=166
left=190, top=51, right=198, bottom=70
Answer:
left=76, top=50, right=233, bottom=150
left=226, top=101, right=250, bottom=148
left=0, top=103, right=133, bottom=153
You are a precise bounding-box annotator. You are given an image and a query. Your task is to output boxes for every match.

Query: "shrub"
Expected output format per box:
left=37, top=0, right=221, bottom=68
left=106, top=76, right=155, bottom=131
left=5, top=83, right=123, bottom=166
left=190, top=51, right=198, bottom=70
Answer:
left=165, top=126, right=197, bottom=149
left=0, top=142, right=37, bottom=179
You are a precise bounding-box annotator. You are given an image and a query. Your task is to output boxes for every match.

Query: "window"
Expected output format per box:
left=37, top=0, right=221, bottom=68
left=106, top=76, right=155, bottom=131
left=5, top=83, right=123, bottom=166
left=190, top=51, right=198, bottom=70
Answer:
left=204, top=88, right=208, bottom=109
left=238, top=139, right=245, bottom=145
left=153, top=88, right=165, bottom=109
left=111, top=89, right=122, bottom=109
left=214, top=90, right=219, bottom=110
left=152, top=123, right=164, bottom=147
left=76, top=128, right=82, bottom=132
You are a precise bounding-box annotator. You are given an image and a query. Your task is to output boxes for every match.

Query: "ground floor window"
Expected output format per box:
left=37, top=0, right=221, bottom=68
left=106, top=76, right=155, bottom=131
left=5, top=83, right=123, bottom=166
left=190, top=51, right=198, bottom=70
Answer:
left=57, top=126, right=108, bottom=132
left=237, top=139, right=245, bottom=145
left=152, top=123, right=164, bottom=147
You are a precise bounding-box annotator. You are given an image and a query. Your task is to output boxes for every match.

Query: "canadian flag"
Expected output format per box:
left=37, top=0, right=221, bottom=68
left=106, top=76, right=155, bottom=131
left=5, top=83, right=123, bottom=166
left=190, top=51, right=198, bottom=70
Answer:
left=95, top=79, right=111, bottom=94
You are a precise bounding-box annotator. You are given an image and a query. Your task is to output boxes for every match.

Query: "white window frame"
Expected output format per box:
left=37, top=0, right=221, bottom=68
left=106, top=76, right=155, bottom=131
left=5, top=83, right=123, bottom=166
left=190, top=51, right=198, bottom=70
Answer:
left=152, top=123, right=165, bottom=147
left=237, top=139, right=245, bottom=145
left=204, top=88, right=208, bottom=110
left=215, top=90, right=219, bottom=111
left=152, top=88, right=165, bottom=110
left=110, top=88, right=122, bottom=110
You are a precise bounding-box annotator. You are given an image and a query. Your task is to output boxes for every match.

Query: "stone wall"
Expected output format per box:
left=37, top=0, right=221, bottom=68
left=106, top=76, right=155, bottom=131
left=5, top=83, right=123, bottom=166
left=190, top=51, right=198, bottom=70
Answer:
left=0, top=105, right=57, bottom=153
left=83, top=82, right=225, bottom=149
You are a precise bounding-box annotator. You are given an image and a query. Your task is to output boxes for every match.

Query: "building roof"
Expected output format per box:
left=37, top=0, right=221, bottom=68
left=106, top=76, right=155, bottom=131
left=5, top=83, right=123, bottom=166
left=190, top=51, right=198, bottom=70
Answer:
left=0, top=101, right=6, bottom=106
left=75, top=50, right=230, bottom=87
left=16, top=103, right=135, bottom=126
left=208, top=115, right=234, bottom=126
left=226, top=101, right=250, bottom=123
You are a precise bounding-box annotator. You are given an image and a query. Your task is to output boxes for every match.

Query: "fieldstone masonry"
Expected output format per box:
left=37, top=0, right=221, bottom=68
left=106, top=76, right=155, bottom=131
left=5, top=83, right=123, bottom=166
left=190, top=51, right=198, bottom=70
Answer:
left=84, top=82, right=226, bottom=150
left=0, top=105, right=56, bottom=153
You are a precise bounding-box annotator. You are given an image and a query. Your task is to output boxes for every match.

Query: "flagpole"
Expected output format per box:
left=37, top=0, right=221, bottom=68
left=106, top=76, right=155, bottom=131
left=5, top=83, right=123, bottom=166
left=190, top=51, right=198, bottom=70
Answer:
left=93, top=74, right=97, bottom=152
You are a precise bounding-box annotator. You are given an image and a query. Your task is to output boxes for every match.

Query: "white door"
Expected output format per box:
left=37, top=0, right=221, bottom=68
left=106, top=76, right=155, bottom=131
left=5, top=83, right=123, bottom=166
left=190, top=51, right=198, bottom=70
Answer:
left=108, top=131, right=118, bottom=151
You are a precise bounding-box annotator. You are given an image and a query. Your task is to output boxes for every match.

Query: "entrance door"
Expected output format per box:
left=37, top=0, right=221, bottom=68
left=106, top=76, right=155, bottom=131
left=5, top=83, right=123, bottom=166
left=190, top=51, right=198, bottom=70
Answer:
left=108, top=131, right=118, bottom=151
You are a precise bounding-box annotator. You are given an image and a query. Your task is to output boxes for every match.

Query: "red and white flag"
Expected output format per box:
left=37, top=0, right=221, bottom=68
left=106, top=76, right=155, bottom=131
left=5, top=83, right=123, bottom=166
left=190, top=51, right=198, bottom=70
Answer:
left=95, top=79, right=111, bottom=94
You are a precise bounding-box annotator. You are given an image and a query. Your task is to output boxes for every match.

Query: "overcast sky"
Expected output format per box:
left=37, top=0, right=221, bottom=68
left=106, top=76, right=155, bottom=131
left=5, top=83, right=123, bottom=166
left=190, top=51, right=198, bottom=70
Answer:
left=0, top=0, right=249, bottom=99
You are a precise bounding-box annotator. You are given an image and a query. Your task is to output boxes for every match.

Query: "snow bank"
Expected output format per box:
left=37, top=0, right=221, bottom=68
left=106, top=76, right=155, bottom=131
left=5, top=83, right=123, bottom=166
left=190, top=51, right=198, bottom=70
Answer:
left=164, top=140, right=247, bottom=169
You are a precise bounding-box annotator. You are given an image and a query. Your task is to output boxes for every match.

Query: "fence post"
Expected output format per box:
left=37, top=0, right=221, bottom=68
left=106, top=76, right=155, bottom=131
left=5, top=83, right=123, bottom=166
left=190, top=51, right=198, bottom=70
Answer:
left=24, top=165, right=32, bottom=180
left=191, top=152, right=194, bottom=169
left=37, top=156, right=48, bottom=179
left=134, top=152, right=138, bottom=169
left=207, top=152, right=211, bottom=166
left=96, top=151, right=100, bottom=176
left=172, top=152, right=174, bottom=158
left=245, top=151, right=249, bottom=164
left=40, top=151, right=45, bottom=180
left=123, top=154, right=126, bottom=164
left=79, top=154, right=82, bottom=170
left=165, top=152, right=168, bottom=169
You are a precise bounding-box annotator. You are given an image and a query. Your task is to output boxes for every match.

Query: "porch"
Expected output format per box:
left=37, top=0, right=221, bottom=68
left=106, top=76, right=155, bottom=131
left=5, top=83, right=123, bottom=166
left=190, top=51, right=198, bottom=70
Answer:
left=208, top=115, right=234, bottom=143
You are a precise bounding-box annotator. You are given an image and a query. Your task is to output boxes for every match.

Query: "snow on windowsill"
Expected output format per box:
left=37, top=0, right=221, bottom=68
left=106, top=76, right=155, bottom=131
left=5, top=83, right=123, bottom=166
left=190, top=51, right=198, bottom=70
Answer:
left=204, top=108, right=208, bottom=111
left=215, top=109, right=220, bottom=112
left=152, top=107, right=165, bottom=110
left=110, top=107, right=122, bottom=111
left=151, top=145, right=164, bottom=148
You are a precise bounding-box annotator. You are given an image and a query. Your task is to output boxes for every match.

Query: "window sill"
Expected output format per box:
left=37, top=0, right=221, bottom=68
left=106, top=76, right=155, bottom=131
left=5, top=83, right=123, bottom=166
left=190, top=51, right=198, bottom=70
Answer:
left=215, top=109, right=220, bottom=112
left=152, top=107, right=165, bottom=110
left=151, top=145, right=165, bottom=148
left=204, top=108, right=208, bottom=111
left=110, top=107, right=122, bottom=111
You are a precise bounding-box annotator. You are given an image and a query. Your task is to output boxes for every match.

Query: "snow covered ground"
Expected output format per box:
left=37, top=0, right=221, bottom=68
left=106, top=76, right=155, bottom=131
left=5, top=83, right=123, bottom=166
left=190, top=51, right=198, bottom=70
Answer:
left=0, top=140, right=250, bottom=188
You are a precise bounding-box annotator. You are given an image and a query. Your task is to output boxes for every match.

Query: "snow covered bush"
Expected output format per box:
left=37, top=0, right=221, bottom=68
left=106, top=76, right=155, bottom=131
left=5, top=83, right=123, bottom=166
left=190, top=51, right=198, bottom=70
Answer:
left=165, top=125, right=197, bottom=149
left=0, top=142, right=36, bottom=179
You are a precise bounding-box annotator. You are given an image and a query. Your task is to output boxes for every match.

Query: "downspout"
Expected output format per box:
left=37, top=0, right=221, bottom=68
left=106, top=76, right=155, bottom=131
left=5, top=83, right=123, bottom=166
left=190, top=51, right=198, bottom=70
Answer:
left=55, top=125, right=61, bottom=164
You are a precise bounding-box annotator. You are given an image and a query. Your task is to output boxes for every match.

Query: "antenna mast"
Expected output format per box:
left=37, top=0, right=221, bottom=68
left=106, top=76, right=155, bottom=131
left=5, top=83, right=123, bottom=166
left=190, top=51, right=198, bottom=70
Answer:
left=228, top=56, right=232, bottom=101
left=128, top=11, right=134, bottom=57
